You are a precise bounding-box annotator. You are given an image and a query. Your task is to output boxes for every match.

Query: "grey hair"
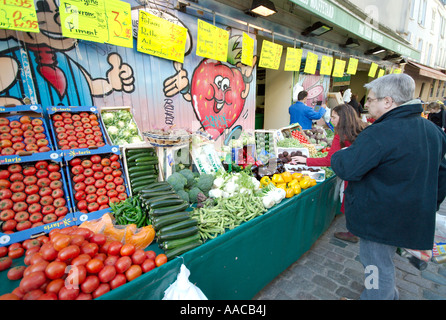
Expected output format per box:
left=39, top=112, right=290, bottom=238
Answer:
left=364, top=73, right=415, bottom=105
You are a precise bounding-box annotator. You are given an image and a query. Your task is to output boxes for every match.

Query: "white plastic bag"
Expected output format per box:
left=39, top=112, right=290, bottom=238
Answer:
left=163, top=264, right=208, bottom=300
left=292, top=83, right=304, bottom=102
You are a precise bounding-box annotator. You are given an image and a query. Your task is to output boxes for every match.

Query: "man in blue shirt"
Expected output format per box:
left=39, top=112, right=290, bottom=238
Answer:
left=289, top=90, right=326, bottom=129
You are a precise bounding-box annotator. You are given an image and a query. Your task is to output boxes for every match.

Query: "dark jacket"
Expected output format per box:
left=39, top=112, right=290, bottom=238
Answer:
left=331, top=100, right=446, bottom=250
left=348, top=98, right=364, bottom=117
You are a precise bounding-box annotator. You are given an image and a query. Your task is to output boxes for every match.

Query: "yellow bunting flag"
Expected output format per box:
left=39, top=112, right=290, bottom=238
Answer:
left=59, top=0, right=108, bottom=43
left=368, top=62, right=378, bottom=77
left=346, top=57, right=358, bottom=75
left=241, top=32, right=254, bottom=66
left=105, top=0, right=133, bottom=48
left=304, top=52, right=318, bottom=74
left=137, top=11, right=187, bottom=63
left=196, top=19, right=229, bottom=62
left=0, top=0, right=39, bottom=33
left=332, top=59, right=346, bottom=78
left=284, top=47, right=303, bottom=71
left=320, top=56, right=333, bottom=76
left=258, top=40, right=283, bottom=70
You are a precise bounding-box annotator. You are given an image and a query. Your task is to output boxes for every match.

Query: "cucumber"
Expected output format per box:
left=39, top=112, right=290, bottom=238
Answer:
left=158, top=218, right=198, bottom=234
left=161, top=233, right=200, bottom=250
left=149, top=198, right=186, bottom=209
left=152, top=211, right=190, bottom=229
left=165, top=240, right=202, bottom=260
left=157, top=225, right=198, bottom=241
left=150, top=202, right=190, bottom=216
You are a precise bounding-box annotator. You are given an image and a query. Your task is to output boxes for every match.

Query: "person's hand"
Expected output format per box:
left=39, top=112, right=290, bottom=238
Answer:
left=291, top=156, right=307, bottom=165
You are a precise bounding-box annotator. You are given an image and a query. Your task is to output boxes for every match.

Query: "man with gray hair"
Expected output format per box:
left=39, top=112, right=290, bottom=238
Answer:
left=331, top=73, right=446, bottom=300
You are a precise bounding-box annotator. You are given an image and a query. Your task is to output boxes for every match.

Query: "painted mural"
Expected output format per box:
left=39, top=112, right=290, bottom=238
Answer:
left=297, top=71, right=330, bottom=108
left=0, top=0, right=257, bottom=143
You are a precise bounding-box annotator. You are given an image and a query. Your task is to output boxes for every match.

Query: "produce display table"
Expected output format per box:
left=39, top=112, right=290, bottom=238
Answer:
left=98, top=176, right=342, bottom=300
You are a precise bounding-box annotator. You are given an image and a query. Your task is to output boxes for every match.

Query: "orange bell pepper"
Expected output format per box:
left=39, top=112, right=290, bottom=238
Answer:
left=281, top=171, right=293, bottom=183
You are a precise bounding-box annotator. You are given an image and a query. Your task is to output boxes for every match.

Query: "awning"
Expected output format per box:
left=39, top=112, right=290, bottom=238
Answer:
left=408, top=61, right=446, bottom=81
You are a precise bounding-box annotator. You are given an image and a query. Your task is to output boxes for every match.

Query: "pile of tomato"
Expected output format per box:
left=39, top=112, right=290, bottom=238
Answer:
left=291, top=130, right=309, bottom=144
left=69, top=154, right=128, bottom=213
left=0, top=161, right=69, bottom=233
left=0, top=116, right=52, bottom=156
left=51, top=112, right=106, bottom=150
left=0, top=226, right=167, bottom=300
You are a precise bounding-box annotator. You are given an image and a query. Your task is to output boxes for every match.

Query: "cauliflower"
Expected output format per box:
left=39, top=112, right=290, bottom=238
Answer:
left=102, top=112, right=115, bottom=125
left=107, top=126, right=119, bottom=136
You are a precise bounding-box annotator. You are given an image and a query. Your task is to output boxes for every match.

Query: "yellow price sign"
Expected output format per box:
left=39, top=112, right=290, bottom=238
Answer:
left=393, top=68, right=402, bottom=74
left=241, top=32, right=254, bottom=66
left=320, top=56, right=333, bottom=76
left=346, top=57, right=358, bottom=75
left=196, top=19, right=229, bottom=62
left=377, top=69, right=385, bottom=78
left=304, top=51, right=318, bottom=74
left=59, top=0, right=108, bottom=43
left=332, top=59, right=346, bottom=78
left=137, top=11, right=187, bottom=63
left=284, top=47, right=303, bottom=71
left=105, top=0, right=133, bottom=48
left=0, top=0, right=39, bottom=33
left=258, top=40, right=283, bottom=70
left=368, top=62, right=378, bottom=77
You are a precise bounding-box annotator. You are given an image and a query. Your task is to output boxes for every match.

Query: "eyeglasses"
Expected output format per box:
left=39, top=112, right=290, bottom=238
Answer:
left=366, top=97, right=383, bottom=103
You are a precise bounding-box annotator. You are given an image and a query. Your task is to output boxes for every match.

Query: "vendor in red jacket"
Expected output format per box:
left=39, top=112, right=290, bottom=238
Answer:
left=291, top=103, right=366, bottom=242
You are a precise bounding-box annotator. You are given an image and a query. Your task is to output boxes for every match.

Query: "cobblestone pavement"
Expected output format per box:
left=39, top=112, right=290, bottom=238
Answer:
left=253, top=201, right=446, bottom=300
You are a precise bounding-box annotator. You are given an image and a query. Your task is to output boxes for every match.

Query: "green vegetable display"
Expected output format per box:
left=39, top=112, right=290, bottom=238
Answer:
left=166, top=170, right=215, bottom=204
left=110, top=196, right=150, bottom=228
left=125, top=148, right=159, bottom=194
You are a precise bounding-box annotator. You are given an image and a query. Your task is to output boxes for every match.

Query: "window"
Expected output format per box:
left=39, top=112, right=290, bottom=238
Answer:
left=442, top=15, right=446, bottom=38
left=419, top=82, right=426, bottom=98
left=442, top=82, right=446, bottom=98
left=431, top=9, right=436, bottom=32
left=437, top=81, right=442, bottom=98
left=418, top=0, right=427, bottom=26
left=431, top=80, right=436, bottom=97
left=418, top=38, right=424, bottom=52
left=410, top=0, right=417, bottom=19
left=426, top=43, right=433, bottom=65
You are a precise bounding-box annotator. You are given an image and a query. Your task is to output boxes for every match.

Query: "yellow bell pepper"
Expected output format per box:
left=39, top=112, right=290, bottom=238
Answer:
left=272, top=173, right=285, bottom=184
left=281, top=171, right=293, bottom=183
left=260, top=176, right=272, bottom=186
left=309, top=178, right=317, bottom=187
left=299, top=178, right=311, bottom=189
left=276, top=182, right=287, bottom=190
left=285, top=187, right=295, bottom=198
left=292, top=172, right=303, bottom=181
left=292, top=184, right=301, bottom=195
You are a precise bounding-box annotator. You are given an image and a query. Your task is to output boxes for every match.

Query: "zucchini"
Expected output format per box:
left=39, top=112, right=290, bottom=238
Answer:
left=131, top=175, right=159, bottom=184
left=127, top=153, right=157, bottom=162
left=150, top=202, right=190, bottom=216
left=131, top=179, right=157, bottom=188
left=140, top=181, right=170, bottom=190
left=140, top=190, right=177, bottom=199
left=161, top=233, right=200, bottom=250
left=129, top=170, right=157, bottom=179
left=158, top=218, right=198, bottom=234
left=127, top=149, right=155, bottom=156
left=135, top=156, right=158, bottom=163
left=157, top=225, right=198, bottom=241
left=134, top=161, right=158, bottom=166
left=152, top=211, right=190, bottom=229
left=165, top=240, right=202, bottom=260
left=128, top=166, right=156, bottom=173
left=146, top=193, right=180, bottom=202
left=139, top=184, right=173, bottom=193
left=149, top=198, right=186, bottom=209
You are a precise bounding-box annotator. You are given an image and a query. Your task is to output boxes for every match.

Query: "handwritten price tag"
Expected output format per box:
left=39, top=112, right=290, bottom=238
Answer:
left=346, top=57, right=358, bottom=75
left=304, top=51, right=318, bottom=74
left=332, top=59, right=346, bottom=78
left=105, top=0, right=133, bottom=48
left=196, top=19, right=229, bottom=62
left=0, top=0, right=39, bottom=33
left=137, top=10, right=187, bottom=63
left=320, top=56, right=333, bottom=76
left=368, top=62, right=378, bottom=78
left=241, top=32, right=254, bottom=66
left=393, top=68, right=402, bottom=74
left=258, top=40, right=283, bottom=70
left=59, top=0, right=108, bottom=43
left=377, top=69, right=385, bottom=78
left=284, top=47, right=303, bottom=71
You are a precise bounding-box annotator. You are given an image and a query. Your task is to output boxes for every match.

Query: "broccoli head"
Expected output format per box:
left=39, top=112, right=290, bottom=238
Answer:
left=188, top=187, right=202, bottom=203
left=166, top=172, right=187, bottom=191
left=178, top=169, right=196, bottom=188
left=196, top=173, right=215, bottom=195
left=176, top=189, right=190, bottom=202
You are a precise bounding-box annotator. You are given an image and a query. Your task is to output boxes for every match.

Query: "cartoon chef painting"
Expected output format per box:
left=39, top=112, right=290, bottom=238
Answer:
left=0, top=0, right=135, bottom=108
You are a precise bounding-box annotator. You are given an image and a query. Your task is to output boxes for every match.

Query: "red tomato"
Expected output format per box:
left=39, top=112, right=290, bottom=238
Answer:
left=45, top=278, right=65, bottom=295
left=0, top=199, right=13, bottom=210
left=119, top=244, right=135, bottom=258
left=36, top=169, right=48, bottom=179
left=49, top=180, right=62, bottom=190
left=109, top=273, right=126, bottom=290
left=92, top=164, right=103, bottom=172
left=29, top=212, right=43, bottom=223
left=155, top=254, right=167, bottom=267
left=7, top=266, right=26, bottom=280
left=86, top=258, right=104, bottom=274
left=115, top=256, right=132, bottom=274
left=0, top=189, right=12, bottom=200
left=39, top=243, right=58, bottom=261
left=58, top=286, right=80, bottom=300
left=93, top=171, right=105, bottom=180
left=84, top=177, right=95, bottom=186
left=71, top=165, right=84, bottom=175
left=8, top=164, right=22, bottom=173
left=0, top=170, right=9, bottom=179
left=19, top=271, right=47, bottom=293
left=11, top=192, right=26, bottom=202
left=77, top=200, right=88, bottom=211
left=83, top=168, right=94, bottom=177
left=8, top=247, right=25, bottom=259
left=45, top=261, right=67, bottom=280
left=141, top=258, right=156, bottom=273
left=47, top=164, right=60, bottom=172
left=92, top=283, right=110, bottom=299
left=23, top=176, right=37, bottom=186
left=114, top=177, right=124, bottom=185
left=102, top=167, right=113, bottom=175
left=125, top=265, right=142, bottom=282
left=23, top=289, right=44, bottom=300
left=26, top=194, right=40, bottom=205
left=0, top=179, right=11, bottom=190
left=71, top=254, right=91, bottom=266
left=52, top=234, right=71, bottom=251
left=90, top=155, right=101, bottom=164
left=81, top=275, right=100, bottom=294
left=111, top=170, right=122, bottom=177
left=37, top=292, right=58, bottom=300
left=97, top=195, right=108, bottom=206
left=14, top=211, right=29, bottom=222
left=94, top=179, right=106, bottom=189
left=87, top=202, right=99, bottom=212
left=49, top=172, right=61, bottom=181
left=72, top=174, right=86, bottom=183
left=0, top=209, right=14, bottom=221
left=131, top=249, right=147, bottom=265
left=23, top=166, right=36, bottom=176
left=110, top=154, right=119, bottom=162
left=25, top=185, right=39, bottom=195
left=81, top=160, right=92, bottom=168
left=98, top=265, right=116, bottom=283
left=35, top=161, right=48, bottom=170
left=16, top=220, right=32, bottom=231
left=58, top=245, right=81, bottom=262
left=107, top=241, right=123, bottom=256
left=89, top=233, right=106, bottom=247
left=36, top=178, right=51, bottom=188
left=52, top=188, right=64, bottom=199
left=0, top=219, right=15, bottom=231
left=81, top=242, right=99, bottom=258
left=65, top=265, right=87, bottom=288
left=54, top=206, right=68, bottom=217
